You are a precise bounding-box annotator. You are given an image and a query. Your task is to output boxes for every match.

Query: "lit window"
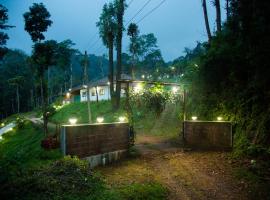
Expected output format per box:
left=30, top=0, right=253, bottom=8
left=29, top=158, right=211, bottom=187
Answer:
left=99, top=88, right=105, bottom=95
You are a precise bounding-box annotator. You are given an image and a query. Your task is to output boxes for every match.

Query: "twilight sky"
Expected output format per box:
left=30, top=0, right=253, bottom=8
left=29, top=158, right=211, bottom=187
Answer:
left=2, top=0, right=225, bottom=61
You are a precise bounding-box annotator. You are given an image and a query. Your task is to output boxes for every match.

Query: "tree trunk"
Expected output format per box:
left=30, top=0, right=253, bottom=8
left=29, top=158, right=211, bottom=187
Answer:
left=226, top=0, right=229, bottom=20
left=215, top=0, right=222, bottom=32
left=202, top=0, right=212, bottom=41
left=95, top=87, right=99, bottom=103
left=84, top=51, right=92, bottom=123
left=40, top=76, right=44, bottom=106
left=40, top=75, right=48, bottom=135
left=108, top=34, right=115, bottom=102
left=70, top=63, right=73, bottom=89
left=16, top=84, right=20, bottom=113
left=132, top=49, right=135, bottom=80
left=115, top=0, right=125, bottom=109
left=30, top=89, right=34, bottom=109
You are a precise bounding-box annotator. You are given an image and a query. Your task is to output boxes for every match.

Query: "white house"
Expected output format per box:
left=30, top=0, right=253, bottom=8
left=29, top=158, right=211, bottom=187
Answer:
left=68, top=74, right=132, bottom=103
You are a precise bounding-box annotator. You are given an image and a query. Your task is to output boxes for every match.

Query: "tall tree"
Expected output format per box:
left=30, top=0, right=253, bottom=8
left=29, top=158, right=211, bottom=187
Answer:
left=213, top=0, right=222, bottom=32
left=97, top=3, right=117, bottom=102
left=225, top=0, right=229, bottom=20
left=0, top=4, right=14, bottom=59
left=114, top=0, right=125, bottom=109
left=127, top=23, right=139, bottom=79
left=24, top=3, right=53, bottom=135
left=23, top=3, right=52, bottom=43
left=31, top=40, right=58, bottom=134
left=7, top=76, right=24, bottom=113
left=202, top=0, right=212, bottom=41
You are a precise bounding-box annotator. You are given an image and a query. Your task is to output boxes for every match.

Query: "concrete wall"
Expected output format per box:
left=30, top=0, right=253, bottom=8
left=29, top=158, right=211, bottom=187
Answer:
left=61, top=123, right=130, bottom=167
left=183, top=121, right=232, bottom=150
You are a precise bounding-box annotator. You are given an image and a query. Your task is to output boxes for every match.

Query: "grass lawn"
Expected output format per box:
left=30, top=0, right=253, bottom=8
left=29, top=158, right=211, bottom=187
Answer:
left=50, top=100, right=182, bottom=139
left=50, top=100, right=126, bottom=124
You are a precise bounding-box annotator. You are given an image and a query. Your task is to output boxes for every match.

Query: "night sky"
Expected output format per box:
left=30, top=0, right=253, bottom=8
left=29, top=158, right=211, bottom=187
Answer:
left=2, top=0, right=225, bottom=61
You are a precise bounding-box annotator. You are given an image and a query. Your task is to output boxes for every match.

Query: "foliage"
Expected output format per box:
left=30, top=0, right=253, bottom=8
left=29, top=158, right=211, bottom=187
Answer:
left=96, top=3, right=117, bottom=48
left=0, top=121, right=62, bottom=185
left=15, top=116, right=27, bottom=129
left=131, top=84, right=173, bottom=116
left=0, top=49, right=33, bottom=118
left=23, top=3, right=52, bottom=42
left=170, top=0, right=270, bottom=159
left=1, top=155, right=120, bottom=200
left=0, top=4, right=13, bottom=59
left=118, top=182, right=168, bottom=200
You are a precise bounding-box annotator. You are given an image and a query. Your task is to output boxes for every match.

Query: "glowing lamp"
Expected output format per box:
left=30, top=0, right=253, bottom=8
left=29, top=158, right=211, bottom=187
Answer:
left=217, top=117, right=223, bottom=121
left=1, top=123, right=4, bottom=127
left=172, top=86, right=178, bottom=94
left=191, top=116, right=198, bottom=121
left=97, top=117, right=104, bottom=123
left=119, top=116, right=126, bottom=122
left=69, top=118, right=77, bottom=125
left=8, top=128, right=13, bottom=132
left=134, top=83, right=143, bottom=93
left=107, top=82, right=110, bottom=85
left=141, top=75, right=145, bottom=79
left=0, top=135, right=3, bottom=140
left=66, top=92, right=71, bottom=98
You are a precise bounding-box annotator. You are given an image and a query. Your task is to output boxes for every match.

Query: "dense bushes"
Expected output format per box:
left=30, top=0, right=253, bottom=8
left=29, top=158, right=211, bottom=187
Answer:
left=1, top=156, right=118, bottom=200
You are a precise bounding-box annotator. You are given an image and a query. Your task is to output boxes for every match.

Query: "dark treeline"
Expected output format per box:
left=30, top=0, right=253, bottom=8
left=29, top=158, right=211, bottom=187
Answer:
left=171, top=0, right=270, bottom=158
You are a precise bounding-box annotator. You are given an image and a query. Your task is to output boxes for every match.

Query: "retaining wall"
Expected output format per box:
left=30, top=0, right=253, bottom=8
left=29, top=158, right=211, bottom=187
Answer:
left=61, top=122, right=130, bottom=167
left=183, top=121, right=232, bottom=150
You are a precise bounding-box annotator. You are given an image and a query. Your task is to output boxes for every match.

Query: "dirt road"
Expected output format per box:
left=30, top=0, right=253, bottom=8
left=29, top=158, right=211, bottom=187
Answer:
left=98, top=135, right=248, bottom=200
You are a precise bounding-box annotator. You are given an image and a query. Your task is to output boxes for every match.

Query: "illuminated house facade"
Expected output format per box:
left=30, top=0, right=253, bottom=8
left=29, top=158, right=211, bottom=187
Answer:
left=68, top=74, right=132, bottom=102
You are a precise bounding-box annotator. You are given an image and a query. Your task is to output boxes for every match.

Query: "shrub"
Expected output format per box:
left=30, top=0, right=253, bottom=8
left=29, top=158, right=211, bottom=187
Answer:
left=1, top=156, right=118, bottom=200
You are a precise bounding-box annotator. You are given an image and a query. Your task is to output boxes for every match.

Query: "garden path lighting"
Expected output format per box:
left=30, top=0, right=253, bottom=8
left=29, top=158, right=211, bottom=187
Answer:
left=0, top=135, right=3, bottom=140
left=141, top=75, right=145, bottom=79
left=217, top=117, right=223, bottom=121
left=69, top=118, right=77, bottom=125
left=1, top=123, right=4, bottom=127
left=107, top=82, right=110, bottom=85
left=172, top=86, right=178, bottom=94
left=192, top=116, right=198, bottom=121
left=97, top=117, right=104, bottom=123
left=119, top=116, right=126, bottom=122
left=134, top=83, right=143, bottom=93
left=66, top=92, right=71, bottom=98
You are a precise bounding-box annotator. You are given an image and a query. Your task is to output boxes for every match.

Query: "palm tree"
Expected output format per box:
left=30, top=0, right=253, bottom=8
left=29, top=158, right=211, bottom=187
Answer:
left=202, top=0, right=212, bottom=41
left=127, top=23, right=140, bottom=79
left=114, top=0, right=125, bottom=109
left=214, top=0, right=222, bottom=32
left=97, top=3, right=117, bottom=102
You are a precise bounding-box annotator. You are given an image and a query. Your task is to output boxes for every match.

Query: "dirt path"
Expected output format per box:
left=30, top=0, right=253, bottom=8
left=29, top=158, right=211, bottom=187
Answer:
left=97, top=135, right=248, bottom=200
